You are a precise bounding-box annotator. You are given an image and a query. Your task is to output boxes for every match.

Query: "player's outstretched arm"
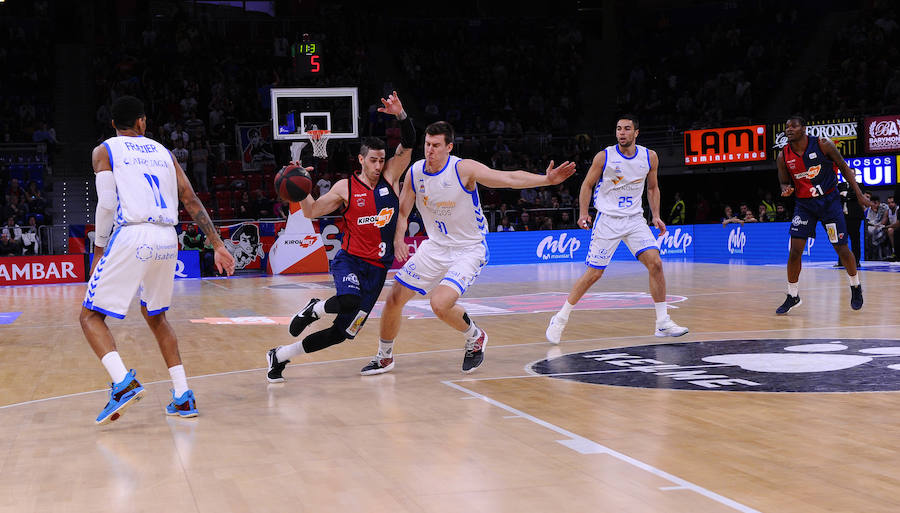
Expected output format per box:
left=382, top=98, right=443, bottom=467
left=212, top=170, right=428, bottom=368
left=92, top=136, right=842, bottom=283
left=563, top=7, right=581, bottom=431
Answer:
left=379, top=91, right=415, bottom=186
left=577, top=151, right=605, bottom=229
left=174, top=156, right=235, bottom=275
left=300, top=177, right=348, bottom=219
left=457, top=159, right=576, bottom=190
left=820, top=138, right=874, bottom=209
left=646, top=150, right=666, bottom=235
left=776, top=151, right=794, bottom=197
left=393, top=169, right=416, bottom=262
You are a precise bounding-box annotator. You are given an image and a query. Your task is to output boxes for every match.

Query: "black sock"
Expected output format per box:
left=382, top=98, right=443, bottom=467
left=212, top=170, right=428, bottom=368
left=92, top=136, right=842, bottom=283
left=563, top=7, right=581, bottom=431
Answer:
left=302, top=326, right=347, bottom=353
left=323, top=296, right=342, bottom=314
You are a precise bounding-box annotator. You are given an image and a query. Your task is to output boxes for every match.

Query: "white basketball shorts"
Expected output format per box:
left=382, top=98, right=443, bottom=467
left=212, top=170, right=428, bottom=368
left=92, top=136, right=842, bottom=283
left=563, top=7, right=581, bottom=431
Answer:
left=83, top=223, right=179, bottom=319
left=586, top=213, right=659, bottom=269
left=394, top=239, right=488, bottom=296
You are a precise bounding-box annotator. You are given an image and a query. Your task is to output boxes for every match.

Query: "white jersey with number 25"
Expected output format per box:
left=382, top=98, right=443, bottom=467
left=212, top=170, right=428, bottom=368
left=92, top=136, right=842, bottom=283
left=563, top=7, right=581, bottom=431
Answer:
left=593, top=144, right=651, bottom=217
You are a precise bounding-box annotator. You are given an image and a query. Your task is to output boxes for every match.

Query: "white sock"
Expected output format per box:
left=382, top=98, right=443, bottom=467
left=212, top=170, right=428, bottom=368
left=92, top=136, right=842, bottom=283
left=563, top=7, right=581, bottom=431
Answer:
left=312, top=299, right=327, bottom=318
left=378, top=339, right=393, bottom=358
left=168, top=365, right=189, bottom=397
left=787, top=281, right=799, bottom=297
left=276, top=341, right=305, bottom=362
left=463, top=317, right=480, bottom=340
left=849, top=274, right=860, bottom=287
left=101, top=351, right=128, bottom=384
left=558, top=301, right=575, bottom=321
left=654, top=302, right=668, bottom=322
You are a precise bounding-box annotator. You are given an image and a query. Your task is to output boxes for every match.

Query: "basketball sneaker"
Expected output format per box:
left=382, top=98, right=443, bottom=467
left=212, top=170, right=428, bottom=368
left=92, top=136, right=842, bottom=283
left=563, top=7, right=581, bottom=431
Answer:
left=545, top=314, right=568, bottom=344
left=266, top=347, right=289, bottom=383
left=166, top=389, right=198, bottom=418
left=289, top=298, right=321, bottom=337
left=462, top=328, right=488, bottom=373
left=95, top=369, right=145, bottom=425
left=850, top=285, right=864, bottom=310
left=775, top=294, right=802, bottom=315
left=655, top=316, right=689, bottom=337
left=360, top=356, right=394, bottom=375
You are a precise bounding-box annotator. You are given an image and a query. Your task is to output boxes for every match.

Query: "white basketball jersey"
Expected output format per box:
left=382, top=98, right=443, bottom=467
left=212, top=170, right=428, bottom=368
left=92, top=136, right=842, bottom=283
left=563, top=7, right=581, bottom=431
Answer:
left=410, top=156, right=487, bottom=246
left=103, top=136, right=178, bottom=226
left=593, top=144, right=652, bottom=216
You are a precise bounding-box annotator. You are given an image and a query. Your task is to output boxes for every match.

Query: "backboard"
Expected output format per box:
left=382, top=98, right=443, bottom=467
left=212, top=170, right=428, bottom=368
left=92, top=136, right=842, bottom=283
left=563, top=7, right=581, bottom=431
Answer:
left=270, top=87, right=358, bottom=141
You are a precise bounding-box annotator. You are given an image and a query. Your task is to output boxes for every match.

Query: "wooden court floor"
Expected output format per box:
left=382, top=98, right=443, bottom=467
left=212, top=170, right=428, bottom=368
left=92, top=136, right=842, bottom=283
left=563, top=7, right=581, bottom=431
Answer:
left=2, top=260, right=900, bottom=513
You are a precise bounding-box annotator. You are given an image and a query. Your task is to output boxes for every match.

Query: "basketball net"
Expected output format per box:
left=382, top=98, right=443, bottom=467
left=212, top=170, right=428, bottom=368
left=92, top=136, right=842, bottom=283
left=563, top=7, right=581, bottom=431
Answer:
left=307, top=129, right=330, bottom=158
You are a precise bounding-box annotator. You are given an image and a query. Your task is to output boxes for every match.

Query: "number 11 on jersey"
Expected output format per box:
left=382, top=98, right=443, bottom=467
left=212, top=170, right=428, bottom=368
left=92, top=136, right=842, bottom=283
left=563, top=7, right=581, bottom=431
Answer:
left=143, top=173, right=168, bottom=208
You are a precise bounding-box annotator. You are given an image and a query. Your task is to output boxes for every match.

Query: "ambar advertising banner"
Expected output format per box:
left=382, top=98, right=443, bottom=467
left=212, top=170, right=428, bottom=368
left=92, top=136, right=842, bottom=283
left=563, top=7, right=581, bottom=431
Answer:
left=0, top=254, right=86, bottom=286
left=771, top=118, right=859, bottom=157
left=864, top=114, right=900, bottom=153
left=684, top=125, right=767, bottom=165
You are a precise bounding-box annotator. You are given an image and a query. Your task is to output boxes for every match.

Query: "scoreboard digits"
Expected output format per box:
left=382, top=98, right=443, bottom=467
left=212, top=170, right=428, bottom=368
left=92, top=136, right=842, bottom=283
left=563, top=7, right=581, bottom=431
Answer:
left=293, top=42, right=322, bottom=75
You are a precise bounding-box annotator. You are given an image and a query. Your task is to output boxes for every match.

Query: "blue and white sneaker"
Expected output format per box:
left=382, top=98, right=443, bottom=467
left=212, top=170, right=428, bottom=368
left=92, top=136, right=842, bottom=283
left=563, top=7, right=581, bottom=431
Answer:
left=655, top=316, right=689, bottom=337
left=166, top=389, right=199, bottom=418
left=96, top=369, right=145, bottom=425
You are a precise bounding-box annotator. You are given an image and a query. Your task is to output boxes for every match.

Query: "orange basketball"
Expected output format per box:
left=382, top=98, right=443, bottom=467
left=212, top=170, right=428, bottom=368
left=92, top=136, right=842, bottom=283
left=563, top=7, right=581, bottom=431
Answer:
left=274, top=164, right=312, bottom=202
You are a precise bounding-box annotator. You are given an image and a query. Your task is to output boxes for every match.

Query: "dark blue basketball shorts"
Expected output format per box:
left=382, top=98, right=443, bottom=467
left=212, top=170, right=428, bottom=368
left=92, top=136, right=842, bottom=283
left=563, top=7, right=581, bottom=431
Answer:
left=330, top=249, right=389, bottom=339
left=789, top=191, right=848, bottom=245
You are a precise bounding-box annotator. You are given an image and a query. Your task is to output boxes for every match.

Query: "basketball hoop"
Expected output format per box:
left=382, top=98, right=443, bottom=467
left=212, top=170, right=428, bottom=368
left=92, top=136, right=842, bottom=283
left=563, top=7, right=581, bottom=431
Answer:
left=307, top=129, right=330, bottom=158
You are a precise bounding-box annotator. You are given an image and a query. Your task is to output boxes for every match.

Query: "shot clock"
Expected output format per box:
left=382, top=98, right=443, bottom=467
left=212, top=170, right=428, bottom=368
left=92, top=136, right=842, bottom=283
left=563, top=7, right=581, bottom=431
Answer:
left=293, top=40, right=322, bottom=75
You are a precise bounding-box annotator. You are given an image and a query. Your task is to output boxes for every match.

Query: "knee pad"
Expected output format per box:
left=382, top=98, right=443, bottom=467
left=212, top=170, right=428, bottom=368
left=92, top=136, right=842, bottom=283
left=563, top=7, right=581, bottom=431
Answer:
left=336, top=294, right=361, bottom=313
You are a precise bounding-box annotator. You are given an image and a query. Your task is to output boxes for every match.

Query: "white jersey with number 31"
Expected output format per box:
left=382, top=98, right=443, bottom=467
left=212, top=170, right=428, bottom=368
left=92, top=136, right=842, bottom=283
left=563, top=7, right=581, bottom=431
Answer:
left=593, top=144, right=651, bottom=217
left=410, top=156, right=487, bottom=246
left=103, top=136, right=179, bottom=226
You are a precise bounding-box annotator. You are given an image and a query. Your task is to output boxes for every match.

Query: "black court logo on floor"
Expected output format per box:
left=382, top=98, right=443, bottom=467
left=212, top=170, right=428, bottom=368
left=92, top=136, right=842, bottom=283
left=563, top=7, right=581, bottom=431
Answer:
left=530, top=339, right=900, bottom=392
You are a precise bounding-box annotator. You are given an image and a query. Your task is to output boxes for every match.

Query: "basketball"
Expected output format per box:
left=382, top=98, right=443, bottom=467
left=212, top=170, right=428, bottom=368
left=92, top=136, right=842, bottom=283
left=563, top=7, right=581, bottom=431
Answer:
left=274, top=164, right=312, bottom=202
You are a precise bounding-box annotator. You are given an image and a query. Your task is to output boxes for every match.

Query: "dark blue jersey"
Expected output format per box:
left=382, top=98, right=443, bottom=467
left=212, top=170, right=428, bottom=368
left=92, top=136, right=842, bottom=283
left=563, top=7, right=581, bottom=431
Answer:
left=784, top=137, right=839, bottom=200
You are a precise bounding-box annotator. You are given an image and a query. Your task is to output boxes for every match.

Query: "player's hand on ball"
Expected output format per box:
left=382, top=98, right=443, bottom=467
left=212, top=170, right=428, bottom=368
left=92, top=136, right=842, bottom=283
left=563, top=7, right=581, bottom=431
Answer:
left=545, top=160, right=577, bottom=185
left=214, top=245, right=236, bottom=276
left=578, top=215, right=592, bottom=230
left=780, top=184, right=794, bottom=197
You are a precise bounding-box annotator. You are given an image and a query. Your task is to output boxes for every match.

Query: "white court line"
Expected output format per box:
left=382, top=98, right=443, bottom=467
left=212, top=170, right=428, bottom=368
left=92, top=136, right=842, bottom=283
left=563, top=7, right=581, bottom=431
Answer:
left=202, top=279, right=230, bottom=290
left=5, top=326, right=900, bottom=410
left=442, top=380, right=763, bottom=513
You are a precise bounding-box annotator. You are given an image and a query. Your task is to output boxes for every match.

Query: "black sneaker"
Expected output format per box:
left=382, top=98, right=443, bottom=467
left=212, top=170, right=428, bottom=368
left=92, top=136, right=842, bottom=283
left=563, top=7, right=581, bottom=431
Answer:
left=360, top=356, right=394, bottom=375
left=462, top=328, right=488, bottom=374
left=289, top=298, right=321, bottom=337
left=266, top=347, right=289, bottom=383
left=775, top=294, right=802, bottom=315
left=850, top=285, right=863, bottom=310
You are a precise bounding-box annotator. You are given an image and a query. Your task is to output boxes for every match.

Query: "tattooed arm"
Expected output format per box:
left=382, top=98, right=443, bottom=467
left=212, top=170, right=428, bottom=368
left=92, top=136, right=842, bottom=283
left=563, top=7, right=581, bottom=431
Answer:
left=173, top=156, right=236, bottom=275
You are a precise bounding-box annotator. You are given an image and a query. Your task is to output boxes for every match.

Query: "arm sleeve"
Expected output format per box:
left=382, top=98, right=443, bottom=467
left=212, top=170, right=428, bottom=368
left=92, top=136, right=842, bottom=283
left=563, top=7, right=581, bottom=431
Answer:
left=400, top=115, right=416, bottom=148
left=94, top=171, right=117, bottom=247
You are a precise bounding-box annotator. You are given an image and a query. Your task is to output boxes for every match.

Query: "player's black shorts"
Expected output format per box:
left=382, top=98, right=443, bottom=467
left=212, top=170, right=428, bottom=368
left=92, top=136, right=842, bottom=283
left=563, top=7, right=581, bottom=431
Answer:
left=330, top=249, right=389, bottom=339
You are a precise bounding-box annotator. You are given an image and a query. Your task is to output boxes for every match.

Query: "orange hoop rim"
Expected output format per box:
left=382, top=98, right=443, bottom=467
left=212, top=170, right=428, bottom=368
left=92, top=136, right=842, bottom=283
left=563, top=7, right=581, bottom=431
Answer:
left=306, top=129, right=331, bottom=141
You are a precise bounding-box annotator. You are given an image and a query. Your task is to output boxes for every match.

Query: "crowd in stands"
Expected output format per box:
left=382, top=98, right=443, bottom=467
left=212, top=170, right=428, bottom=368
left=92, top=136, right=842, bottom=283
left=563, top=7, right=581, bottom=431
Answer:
left=619, top=2, right=802, bottom=129
left=793, top=3, right=900, bottom=117
left=0, top=2, right=54, bottom=146
left=75, top=0, right=900, bottom=266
